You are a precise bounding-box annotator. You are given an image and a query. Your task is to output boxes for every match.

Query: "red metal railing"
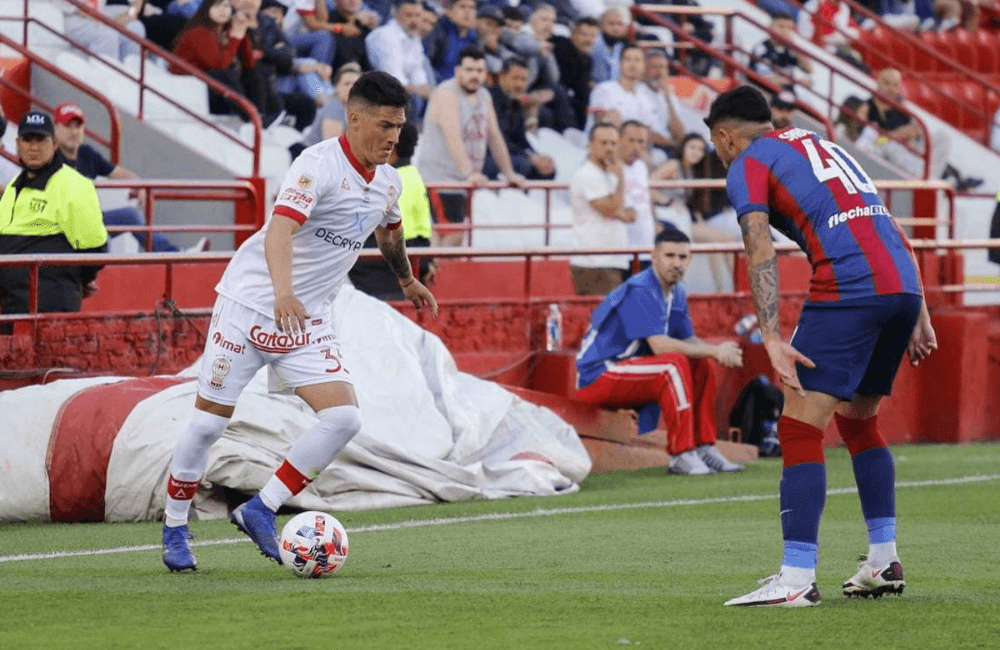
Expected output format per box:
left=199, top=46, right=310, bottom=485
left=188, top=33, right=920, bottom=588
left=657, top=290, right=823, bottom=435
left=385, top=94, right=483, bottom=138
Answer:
left=632, top=4, right=934, bottom=178
left=10, top=0, right=262, bottom=176
left=424, top=179, right=957, bottom=245
left=0, top=31, right=120, bottom=162
left=91, top=179, right=263, bottom=250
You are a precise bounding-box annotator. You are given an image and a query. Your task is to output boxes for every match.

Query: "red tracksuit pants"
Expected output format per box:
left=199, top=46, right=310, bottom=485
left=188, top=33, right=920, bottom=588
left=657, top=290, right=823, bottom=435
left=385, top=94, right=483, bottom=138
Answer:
left=576, top=354, right=719, bottom=455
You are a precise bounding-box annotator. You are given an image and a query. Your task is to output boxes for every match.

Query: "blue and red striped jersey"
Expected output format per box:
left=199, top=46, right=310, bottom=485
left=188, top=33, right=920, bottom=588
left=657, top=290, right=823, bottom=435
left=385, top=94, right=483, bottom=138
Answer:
left=726, top=127, right=921, bottom=302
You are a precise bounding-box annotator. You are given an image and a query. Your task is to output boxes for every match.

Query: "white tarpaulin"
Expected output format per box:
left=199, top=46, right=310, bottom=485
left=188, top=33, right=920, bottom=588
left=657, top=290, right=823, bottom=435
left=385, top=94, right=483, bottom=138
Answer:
left=1, top=286, right=591, bottom=522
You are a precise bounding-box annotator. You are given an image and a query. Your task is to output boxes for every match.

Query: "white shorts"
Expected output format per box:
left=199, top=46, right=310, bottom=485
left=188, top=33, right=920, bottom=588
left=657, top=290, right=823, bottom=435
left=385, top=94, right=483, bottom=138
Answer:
left=197, top=296, right=352, bottom=406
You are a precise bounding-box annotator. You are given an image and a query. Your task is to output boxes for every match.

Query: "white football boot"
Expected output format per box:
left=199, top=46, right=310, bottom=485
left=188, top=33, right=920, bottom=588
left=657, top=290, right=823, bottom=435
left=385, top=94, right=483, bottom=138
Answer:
left=668, top=450, right=714, bottom=475
left=697, top=444, right=743, bottom=473
left=725, top=573, right=821, bottom=607
left=843, top=556, right=905, bottom=599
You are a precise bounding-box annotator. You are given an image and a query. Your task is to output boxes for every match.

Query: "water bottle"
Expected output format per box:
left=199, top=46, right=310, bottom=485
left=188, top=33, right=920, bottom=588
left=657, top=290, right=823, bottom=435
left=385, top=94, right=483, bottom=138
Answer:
left=734, top=313, right=762, bottom=344
left=545, top=303, right=562, bottom=352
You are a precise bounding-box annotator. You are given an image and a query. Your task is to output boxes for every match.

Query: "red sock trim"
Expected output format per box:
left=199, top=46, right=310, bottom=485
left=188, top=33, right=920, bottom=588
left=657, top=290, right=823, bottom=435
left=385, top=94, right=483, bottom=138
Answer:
left=167, top=475, right=200, bottom=501
left=275, top=460, right=311, bottom=495
left=779, top=415, right=826, bottom=467
left=834, top=414, right=887, bottom=456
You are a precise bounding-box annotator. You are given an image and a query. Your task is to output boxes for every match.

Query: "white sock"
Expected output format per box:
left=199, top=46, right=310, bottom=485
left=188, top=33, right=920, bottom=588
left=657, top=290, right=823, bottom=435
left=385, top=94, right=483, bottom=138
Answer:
left=257, top=405, right=362, bottom=511
left=780, top=565, right=816, bottom=586
left=164, top=409, right=230, bottom=526
left=868, top=541, right=898, bottom=566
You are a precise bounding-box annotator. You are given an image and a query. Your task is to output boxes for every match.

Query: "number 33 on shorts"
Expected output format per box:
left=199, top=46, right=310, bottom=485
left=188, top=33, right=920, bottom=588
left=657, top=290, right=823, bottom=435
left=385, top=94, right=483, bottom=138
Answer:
left=321, top=347, right=348, bottom=375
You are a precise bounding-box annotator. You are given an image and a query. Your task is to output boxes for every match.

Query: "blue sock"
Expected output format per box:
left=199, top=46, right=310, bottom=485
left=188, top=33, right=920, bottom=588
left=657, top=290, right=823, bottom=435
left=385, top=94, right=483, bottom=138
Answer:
left=851, top=447, right=896, bottom=542
left=779, top=463, right=826, bottom=569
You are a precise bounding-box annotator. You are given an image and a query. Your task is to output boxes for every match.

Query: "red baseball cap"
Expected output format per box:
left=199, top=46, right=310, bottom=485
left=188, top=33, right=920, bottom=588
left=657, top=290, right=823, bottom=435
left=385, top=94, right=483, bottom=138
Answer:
left=54, top=102, right=86, bottom=125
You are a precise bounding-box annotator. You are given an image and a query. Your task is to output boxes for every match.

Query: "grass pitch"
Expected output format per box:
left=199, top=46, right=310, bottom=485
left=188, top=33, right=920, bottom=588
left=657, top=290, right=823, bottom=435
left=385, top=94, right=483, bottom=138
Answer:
left=1, top=443, right=998, bottom=650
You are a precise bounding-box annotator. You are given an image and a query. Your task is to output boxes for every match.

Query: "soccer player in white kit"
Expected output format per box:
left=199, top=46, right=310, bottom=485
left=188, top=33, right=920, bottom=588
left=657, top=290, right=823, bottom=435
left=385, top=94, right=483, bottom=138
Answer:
left=162, top=71, right=438, bottom=571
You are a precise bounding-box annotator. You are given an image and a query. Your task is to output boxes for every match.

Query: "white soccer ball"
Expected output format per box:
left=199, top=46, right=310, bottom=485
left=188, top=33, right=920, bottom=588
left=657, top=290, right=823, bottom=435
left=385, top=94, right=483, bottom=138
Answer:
left=279, top=511, right=349, bottom=578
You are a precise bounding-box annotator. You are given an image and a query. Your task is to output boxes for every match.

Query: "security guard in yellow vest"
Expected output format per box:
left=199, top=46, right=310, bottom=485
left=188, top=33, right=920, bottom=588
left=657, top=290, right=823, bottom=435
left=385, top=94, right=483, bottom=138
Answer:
left=0, top=110, right=107, bottom=315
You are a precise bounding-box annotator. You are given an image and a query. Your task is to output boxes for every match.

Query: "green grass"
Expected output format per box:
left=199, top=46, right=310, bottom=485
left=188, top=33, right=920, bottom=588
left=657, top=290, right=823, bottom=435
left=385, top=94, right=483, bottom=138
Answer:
left=1, top=443, right=999, bottom=650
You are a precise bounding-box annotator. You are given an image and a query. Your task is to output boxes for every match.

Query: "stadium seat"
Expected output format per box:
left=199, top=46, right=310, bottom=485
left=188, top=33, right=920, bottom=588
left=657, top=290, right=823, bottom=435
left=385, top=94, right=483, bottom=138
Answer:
left=902, top=80, right=940, bottom=114
left=958, top=81, right=987, bottom=131
left=973, top=31, right=1000, bottom=74
left=913, top=32, right=942, bottom=72
left=935, top=80, right=964, bottom=128
left=951, top=30, right=978, bottom=72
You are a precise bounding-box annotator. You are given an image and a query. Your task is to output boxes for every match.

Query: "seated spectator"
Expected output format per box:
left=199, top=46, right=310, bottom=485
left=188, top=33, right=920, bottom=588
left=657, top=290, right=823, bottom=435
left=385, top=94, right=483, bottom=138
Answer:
left=366, top=0, right=434, bottom=116
left=63, top=0, right=145, bottom=62
left=653, top=133, right=732, bottom=293
left=476, top=5, right=514, bottom=77
left=329, top=0, right=378, bottom=70
left=53, top=103, right=209, bottom=253
left=171, top=0, right=281, bottom=125
left=424, top=0, right=479, bottom=83
left=748, top=12, right=812, bottom=90
left=0, top=105, right=20, bottom=188
left=417, top=46, right=526, bottom=247
left=575, top=227, right=745, bottom=475
left=499, top=3, right=574, bottom=132
left=419, top=1, right=438, bottom=37
left=646, top=0, right=716, bottom=76
left=642, top=48, right=686, bottom=152
left=586, top=46, right=664, bottom=144
left=282, top=0, right=337, bottom=68
left=878, top=0, right=923, bottom=31
left=591, top=6, right=631, bottom=84
left=552, top=16, right=599, bottom=131
left=835, top=95, right=868, bottom=143
left=0, top=112, right=107, bottom=318
left=502, top=5, right=524, bottom=32
left=291, top=62, right=362, bottom=157
left=348, top=122, right=437, bottom=299
left=485, top=58, right=557, bottom=181
left=569, top=123, right=634, bottom=296
left=770, top=89, right=797, bottom=128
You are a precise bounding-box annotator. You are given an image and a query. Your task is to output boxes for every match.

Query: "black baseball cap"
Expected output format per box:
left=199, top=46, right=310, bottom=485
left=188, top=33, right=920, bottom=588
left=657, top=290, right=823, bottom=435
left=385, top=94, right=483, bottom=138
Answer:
left=771, top=90, right=797, bottom=110
left=18, top=110, right=55, bottom=137
left=704, top=85, right=772, bottom=129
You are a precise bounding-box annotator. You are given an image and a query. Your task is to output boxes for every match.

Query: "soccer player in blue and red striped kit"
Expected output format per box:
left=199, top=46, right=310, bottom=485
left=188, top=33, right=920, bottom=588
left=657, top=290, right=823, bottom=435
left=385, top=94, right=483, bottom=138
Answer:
left=706, top=86, right=938, bottom=607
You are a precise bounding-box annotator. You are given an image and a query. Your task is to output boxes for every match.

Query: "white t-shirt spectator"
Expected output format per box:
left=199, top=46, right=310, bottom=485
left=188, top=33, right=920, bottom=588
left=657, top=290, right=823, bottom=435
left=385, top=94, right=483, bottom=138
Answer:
left=991, top=106, right=1000, bottom=153
left=365, top=19, right=431, bottom=87
left=622, top=158, right=654, bottom=261
left=569, top=160, right=629, bottom=270
left=586, top=80, right=664, bottom=138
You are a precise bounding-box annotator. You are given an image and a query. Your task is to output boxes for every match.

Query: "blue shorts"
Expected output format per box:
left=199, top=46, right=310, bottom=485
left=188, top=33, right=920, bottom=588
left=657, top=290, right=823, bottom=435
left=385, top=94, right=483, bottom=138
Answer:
left=791, top=294, right=922, bottom=401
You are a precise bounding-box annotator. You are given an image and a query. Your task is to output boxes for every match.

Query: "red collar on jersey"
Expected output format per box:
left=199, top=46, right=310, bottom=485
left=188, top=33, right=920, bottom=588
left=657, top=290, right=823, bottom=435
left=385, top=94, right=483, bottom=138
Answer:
left=339, top=133, right=375, bottom=184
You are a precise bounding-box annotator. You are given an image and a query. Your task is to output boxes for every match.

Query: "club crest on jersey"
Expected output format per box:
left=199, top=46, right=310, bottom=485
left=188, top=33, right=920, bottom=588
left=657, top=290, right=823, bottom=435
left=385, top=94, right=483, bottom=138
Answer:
left=297, top=174, right=314, bottom=190
left=209, top=355, right=231, bottom=389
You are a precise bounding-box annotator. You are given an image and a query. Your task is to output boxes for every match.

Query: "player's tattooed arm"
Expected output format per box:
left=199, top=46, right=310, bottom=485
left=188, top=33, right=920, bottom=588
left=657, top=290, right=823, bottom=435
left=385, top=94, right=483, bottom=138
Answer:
left=739, top=211, right=780, bottom=340
left=374, top=225, right=413, bottom=283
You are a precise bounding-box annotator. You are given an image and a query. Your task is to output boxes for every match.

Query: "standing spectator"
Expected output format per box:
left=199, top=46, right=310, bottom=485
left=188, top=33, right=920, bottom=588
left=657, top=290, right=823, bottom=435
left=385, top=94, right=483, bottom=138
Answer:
left=329, top=0, right=378, bottom=70
left=476, top=5, right=513, bottom=77
left=586, top=46, right=663, bottom=143
left=53, top=102, right=208, bottom=254
left=365, top=0, right=434, bottom=115
left=568, top=123, right=634, bottom=295
left=748, top=12, right=812, bottom=90
left=417, top=46, right=526, bottom=247
left=502, top=5, right=524, bottom=32
left=552, top=16, right=599, bottom=131
left=642, top=48, right=686, bottom=152
left=423, top=0, right=479, bottom=83
left=619, top=120, right=656, bottom=266
left=171, top=0, right=280, bottom=125
left=293, top=62, right=362, bottom=157
left=485, top=58, right=557, bottom=181
left=0, top=111, right=107, bottom=317
left=591, top=6, right=631, bottom=84
left=349, top=122, right=437, bottom=299
left=63, top=0, right=145, bottom=62
left=576, top=227, right=744, bottom=475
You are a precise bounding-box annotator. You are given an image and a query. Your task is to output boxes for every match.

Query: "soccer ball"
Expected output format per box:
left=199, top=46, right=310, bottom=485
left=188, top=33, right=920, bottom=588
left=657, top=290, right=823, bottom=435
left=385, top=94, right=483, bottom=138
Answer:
left=279, top=511, right=349, bottom=579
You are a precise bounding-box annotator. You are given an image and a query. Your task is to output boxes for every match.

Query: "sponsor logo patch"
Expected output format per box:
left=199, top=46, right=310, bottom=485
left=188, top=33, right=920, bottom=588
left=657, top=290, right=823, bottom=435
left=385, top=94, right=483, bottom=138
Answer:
left=297, top=174, right=314, bottom=189
left=212, top=331, right=246, bottom=354
left=29, top=198, right=47, bottom=213
left=278, top=188, right=315, bottom=210
left=249, top=325, right=311, bottom=352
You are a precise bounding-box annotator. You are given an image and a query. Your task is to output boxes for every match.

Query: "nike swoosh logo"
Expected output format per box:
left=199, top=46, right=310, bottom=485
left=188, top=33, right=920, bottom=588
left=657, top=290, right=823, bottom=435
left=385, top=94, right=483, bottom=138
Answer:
left=787, top=588, right=808, bottom=602
left=779, top=509, right=792, bottom=516
left=870, top=570, right=881, bottom=579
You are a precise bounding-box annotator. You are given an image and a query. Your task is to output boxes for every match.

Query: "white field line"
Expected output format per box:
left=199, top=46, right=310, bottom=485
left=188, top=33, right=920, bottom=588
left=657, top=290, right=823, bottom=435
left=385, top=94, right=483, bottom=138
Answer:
left=1, top=473, right=997, bottom=565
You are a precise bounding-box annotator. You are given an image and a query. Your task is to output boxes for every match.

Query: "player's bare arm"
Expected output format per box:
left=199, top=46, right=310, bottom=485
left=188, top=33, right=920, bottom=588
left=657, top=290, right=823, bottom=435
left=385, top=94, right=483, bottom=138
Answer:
left=374, top=224, right=439, bottom=316
left=265, top=213, right=310, bottom=334
left=740, top=210, right=814, bottom=395
left=647, top=334, right=743, bottom=368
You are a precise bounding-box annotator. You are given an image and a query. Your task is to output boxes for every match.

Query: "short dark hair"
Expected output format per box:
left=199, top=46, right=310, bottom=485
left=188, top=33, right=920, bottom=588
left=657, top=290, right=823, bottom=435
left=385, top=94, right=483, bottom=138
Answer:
left=348, top=71, right=408, bottom=109
left=502, top=6, right=524, bottom=21
left=457, top=45, right=485, bottom=65
left=655, top=225, right=691, bottom=245
left=334, top=61, right=362, bottom=86
left=620, top=44, right=644, bottom=62
left=573, top=16, right=599, bottom=29
left=500, top=57, right=529, bottom=74
left=770, top=11, right=795, bottom=21
left=619, top=119, right=646, bottom=134
left=395, top=0, right=421, bottom=10
left=703, top=85, right=772, bottom=129
left=396, top=121, right=419, bottom=162
left=589, top=121, right=617, bottom=141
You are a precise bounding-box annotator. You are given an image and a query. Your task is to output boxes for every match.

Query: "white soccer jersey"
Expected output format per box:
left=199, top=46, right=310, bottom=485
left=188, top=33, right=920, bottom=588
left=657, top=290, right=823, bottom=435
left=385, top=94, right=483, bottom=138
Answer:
left=216, top=134, right=402, bottom=318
